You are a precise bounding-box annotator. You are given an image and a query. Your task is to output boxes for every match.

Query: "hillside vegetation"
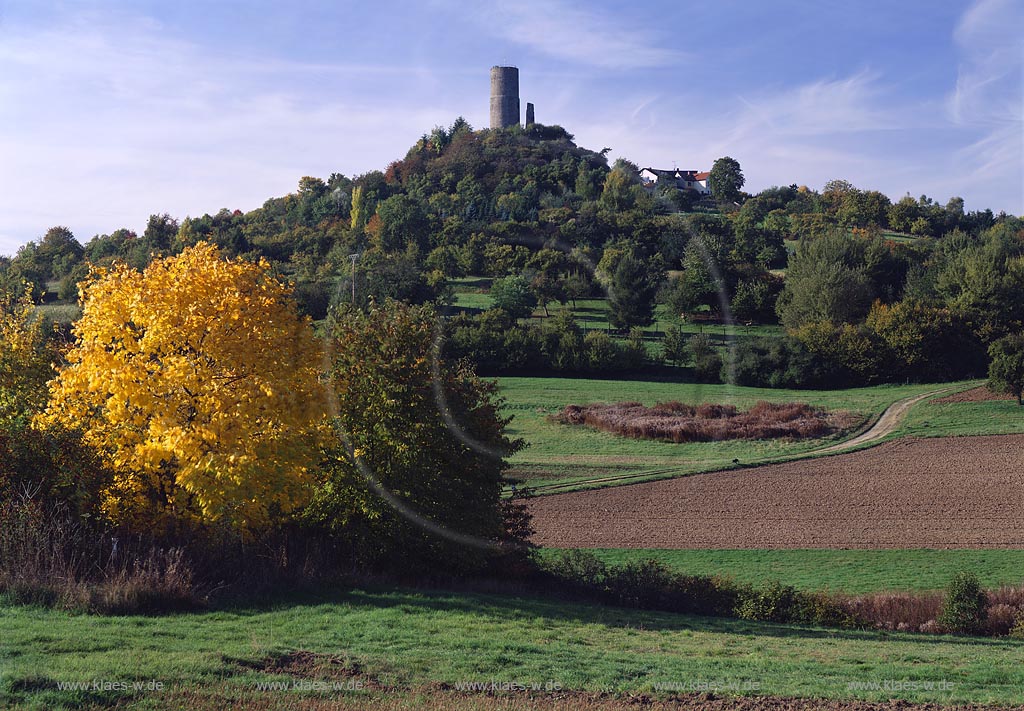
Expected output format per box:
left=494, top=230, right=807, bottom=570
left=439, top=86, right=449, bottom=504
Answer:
left=3, top=120, right=1021, bottom=390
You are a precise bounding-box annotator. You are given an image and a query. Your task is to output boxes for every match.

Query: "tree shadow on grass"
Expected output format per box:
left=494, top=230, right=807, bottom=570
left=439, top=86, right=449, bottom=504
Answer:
left=216, top=582, right=1021, bottom=650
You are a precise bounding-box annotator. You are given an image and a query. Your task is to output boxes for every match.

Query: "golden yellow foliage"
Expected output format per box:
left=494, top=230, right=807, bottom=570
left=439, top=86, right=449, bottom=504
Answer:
left=0, top=284, right=56, bottom=426
left=37, top=243, right=325, bottom=531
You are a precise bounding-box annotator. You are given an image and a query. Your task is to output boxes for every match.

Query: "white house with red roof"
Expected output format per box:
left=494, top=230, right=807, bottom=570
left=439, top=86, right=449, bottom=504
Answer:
left=639, top=167, right=711, bottom=195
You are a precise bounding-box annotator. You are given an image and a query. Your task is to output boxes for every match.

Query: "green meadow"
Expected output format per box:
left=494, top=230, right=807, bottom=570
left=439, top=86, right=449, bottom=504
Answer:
left=3, top=587, right=1024, bottom=709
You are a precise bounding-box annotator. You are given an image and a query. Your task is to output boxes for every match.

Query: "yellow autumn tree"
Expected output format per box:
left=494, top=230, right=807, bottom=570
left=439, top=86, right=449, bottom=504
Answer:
left=0, top=283, right=56, bottom=427
left=37, top=243, right=325, bottom=532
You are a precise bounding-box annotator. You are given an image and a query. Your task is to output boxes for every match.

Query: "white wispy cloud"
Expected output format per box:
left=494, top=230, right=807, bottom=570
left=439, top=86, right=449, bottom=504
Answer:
left=576, top=70, right=959, bottom=210
left=730, top=72, right=901, bottom=139
left=463, top=0, right=682, bottom=69
left=948, top=0, right=1023, bottom=208
left=0, top=14, right=460, bottom=253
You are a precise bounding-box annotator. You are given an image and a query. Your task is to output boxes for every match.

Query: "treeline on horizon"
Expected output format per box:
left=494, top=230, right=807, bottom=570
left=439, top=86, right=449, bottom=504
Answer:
left=3, top=117, right=1022, bottom=389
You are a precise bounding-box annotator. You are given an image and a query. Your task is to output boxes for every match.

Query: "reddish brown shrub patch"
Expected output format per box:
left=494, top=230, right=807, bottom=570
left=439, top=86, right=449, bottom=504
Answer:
left=552, top=401, right=859, bottom=442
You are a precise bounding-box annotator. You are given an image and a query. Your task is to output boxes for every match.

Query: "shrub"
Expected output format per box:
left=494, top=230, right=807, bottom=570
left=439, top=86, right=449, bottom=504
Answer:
left=731, top=336, right=853, bottom=389
left=689, top=334, right=723, bottom=383
left=735, top=581, right=802, bottom=623
left=539, top=551, right=739, bottom=617
left=988, top=332, right=1024, bottom=406
left=693, top=351, right=723, bottom=383
left=445, top=310, right=650, bottom=376
left=670, top=574, right=742, bottom=618
left=538, top=553, right=1012, bottom=637
left=541, top=549, right=608, bottom=590
left=602, top=559, right=679, bottom=609
left=0, top=423, right=111, bottom=521
left=688, top=333, right=715, bottom=360
left=306, top=300, right=526, bottom=576
left=619, top=329, right=648, bottom=371
left=662, top=325, right=689, bottom=365
left=797, top=592, right=862, bottom=629
left=735, top=583, right=862, bottom=628
left=866, top=301, right=987, bottom=382
left=1010, top=615, right=1024, bottom=640
left=583, top=331, right=623, bottom=372
left=939, top=572, right=988, bottom=634
left=792, top=320, right=886, bottom=385
left=444, top=309, right=543, bottom=374
left=985, top=604, right=1020, bottom=637
left=0, top=283, right=57, bottom=428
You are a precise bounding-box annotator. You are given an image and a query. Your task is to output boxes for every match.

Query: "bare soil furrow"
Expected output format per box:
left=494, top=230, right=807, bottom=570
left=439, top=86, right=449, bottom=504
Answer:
left=529, top=434, right=1024, bottom=549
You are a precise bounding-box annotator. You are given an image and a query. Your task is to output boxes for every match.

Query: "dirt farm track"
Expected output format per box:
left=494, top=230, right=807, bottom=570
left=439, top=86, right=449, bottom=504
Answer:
left=528, top=434, right=1024, bottom=549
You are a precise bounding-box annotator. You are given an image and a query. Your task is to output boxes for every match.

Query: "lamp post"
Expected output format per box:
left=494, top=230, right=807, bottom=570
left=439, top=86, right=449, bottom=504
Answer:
left=349, top=253, right=359, bottom=304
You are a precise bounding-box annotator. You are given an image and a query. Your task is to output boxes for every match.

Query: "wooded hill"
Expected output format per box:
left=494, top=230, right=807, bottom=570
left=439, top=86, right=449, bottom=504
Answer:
left=2, top=118, right=1022, bottom=388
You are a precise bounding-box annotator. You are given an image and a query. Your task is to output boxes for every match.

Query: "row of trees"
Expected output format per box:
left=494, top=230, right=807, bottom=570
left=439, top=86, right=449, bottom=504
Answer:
left=1, top=245, right=526, bottom=573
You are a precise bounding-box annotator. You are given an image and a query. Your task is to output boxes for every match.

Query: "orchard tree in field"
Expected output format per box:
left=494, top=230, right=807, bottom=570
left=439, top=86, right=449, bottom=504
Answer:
left=526, top=249, right=570, bottom=316
left=489, top=274, right=536, bottom=318
left=708, top=156, right=745, bottom=204
left=562, top=271, right=592, bottom=309
left=988, top=333, right=1024, bottom=405
left=37, top=243, right=325, bottom=532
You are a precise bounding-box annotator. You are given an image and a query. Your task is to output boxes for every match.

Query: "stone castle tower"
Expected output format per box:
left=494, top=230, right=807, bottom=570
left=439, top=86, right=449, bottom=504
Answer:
left=490, top=66, right=520, bottom=129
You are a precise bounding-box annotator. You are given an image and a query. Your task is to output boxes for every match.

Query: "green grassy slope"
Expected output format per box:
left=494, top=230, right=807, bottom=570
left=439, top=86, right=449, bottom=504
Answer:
left=896, top=397, right=1024, bottom=439
left=537, top=549, right=1024, bottom=594
left=3, top=587, right=1024, bottom=709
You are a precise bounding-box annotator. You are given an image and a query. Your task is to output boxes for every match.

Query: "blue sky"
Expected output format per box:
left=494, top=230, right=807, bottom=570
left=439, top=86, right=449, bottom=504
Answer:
left=0, top=0, right=1020, bottom=255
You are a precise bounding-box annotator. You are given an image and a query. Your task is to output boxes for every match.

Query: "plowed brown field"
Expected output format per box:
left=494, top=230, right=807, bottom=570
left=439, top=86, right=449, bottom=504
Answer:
left=529, top=435, right=1024, bottom=549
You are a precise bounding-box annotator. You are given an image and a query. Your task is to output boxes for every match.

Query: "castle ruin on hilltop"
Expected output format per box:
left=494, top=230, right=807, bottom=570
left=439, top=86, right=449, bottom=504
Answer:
left=490, top=66, right=534, bottom=130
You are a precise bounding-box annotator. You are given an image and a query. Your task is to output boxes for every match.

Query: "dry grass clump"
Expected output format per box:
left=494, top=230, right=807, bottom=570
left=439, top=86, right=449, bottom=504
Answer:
left=982, top=585, right=1024, bottom=636
left=837, top=591, right=944, bottom=633
left=835, top=585, right=1024, bottom=635
left=0, top=491, right=199, bottom=613
left=553, top=400, right=859, bottom=442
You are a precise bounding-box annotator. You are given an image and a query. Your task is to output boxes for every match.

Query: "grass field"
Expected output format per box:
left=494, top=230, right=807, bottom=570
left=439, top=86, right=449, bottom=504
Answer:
left=35, top=302, right=81, bottom=324
left=3, top=586, right=1024, bottom=709
left=538, top=549, right=1024, bottom=594
left=895, top=397, right=1024, bottom=439
left=450, top=290, right=495, bottom=311
left=497, top=377, right=952, bottom=490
